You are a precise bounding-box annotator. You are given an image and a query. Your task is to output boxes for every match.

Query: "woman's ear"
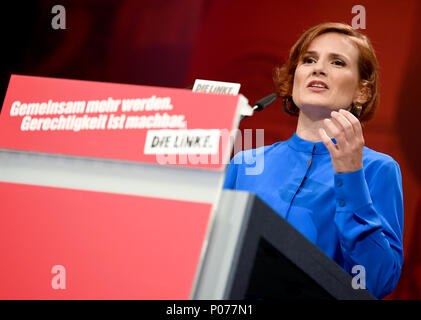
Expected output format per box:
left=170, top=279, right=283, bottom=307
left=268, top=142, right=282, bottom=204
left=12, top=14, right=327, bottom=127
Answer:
left=353, top=80, right=371, bottom=105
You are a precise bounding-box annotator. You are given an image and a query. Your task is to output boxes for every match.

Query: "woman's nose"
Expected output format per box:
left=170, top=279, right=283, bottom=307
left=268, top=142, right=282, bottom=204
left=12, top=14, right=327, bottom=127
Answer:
left=312, top=61, right=327, bottom=76
left=312, top=69, right=326, bottom=76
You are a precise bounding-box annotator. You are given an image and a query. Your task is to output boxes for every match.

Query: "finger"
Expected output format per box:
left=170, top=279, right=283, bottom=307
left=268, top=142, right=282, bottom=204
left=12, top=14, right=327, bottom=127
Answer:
left=339, top=109, right=364, bottom=144
left=331, top=110, right=354, bottom=141
left=323, top=118, right=339, bottom=138
left=319, top=128, right=337, bottom=154
left=323, top=118, right=347, bottom=148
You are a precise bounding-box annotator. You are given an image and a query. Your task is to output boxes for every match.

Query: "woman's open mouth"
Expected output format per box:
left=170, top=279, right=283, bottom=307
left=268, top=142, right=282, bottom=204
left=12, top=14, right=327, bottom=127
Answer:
left=307, top=80, right=329, bottom=92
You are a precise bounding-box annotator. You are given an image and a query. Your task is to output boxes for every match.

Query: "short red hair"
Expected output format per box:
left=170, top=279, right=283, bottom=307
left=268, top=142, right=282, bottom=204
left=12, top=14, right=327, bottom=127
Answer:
left=273, top=22, right=379, bottom=123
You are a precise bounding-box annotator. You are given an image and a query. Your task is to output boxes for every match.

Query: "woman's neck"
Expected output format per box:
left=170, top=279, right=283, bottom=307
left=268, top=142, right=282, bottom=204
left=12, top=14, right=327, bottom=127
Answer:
left=295, top=110, right=328, bottom=142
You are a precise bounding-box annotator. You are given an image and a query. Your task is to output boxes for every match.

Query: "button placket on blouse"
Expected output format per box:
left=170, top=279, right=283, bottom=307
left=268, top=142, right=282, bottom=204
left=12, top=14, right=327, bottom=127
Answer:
left=289, top=145, right=315, bottom=201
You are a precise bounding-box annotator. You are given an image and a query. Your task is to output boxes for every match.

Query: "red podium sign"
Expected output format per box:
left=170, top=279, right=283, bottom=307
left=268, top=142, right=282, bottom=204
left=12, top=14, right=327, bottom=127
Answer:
left=0, top=75, right=242, bottom=170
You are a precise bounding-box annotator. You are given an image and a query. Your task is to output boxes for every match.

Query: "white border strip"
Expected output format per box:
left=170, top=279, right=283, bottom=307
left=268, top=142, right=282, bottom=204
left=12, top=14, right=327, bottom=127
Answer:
left=0, top=149, right=224, bottom=204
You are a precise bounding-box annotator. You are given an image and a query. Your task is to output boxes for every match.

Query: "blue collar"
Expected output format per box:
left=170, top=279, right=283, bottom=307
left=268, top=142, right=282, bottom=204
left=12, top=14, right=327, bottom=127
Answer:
left=287, top=132, right=331, bottom=155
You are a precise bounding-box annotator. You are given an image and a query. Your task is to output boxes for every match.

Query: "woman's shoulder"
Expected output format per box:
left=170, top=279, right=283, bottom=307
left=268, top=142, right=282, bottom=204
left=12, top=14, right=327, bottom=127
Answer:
left=363, top=146, right=398, bottom=163
left=363, top=146, right=401, bottom=175
left=233, top=140, right=288, bottom=163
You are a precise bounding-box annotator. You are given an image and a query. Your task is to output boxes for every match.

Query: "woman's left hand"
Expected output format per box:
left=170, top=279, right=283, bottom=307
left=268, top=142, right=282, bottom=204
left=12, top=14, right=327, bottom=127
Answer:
left=319, top=109, right=364, bottom=174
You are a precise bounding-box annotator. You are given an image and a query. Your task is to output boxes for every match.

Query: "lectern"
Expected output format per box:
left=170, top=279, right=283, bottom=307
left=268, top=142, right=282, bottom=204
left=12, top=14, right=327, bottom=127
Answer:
left=0, top=75, right=374, bottom=299
left=194, top=190, right=375, bottom=300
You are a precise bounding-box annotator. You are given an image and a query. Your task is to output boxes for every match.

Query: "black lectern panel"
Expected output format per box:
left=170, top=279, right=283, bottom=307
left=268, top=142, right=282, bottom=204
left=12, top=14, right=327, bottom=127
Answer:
left=227, top=193, right=375, bottom=300
left=245, top=238, right=334, bottom=300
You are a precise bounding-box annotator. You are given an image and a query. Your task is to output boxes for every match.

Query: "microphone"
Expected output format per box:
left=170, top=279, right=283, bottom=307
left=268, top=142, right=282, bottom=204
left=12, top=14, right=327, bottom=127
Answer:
left=252, top=93, right=277, bottom=112
left=240, top=93, right=277, bottom=122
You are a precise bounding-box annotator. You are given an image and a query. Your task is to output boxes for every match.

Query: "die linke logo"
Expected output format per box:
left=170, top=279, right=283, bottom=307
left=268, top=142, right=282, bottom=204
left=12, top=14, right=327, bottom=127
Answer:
left=144, top=129, right=220, bottom=155
left=192, top=79, right=241, bottom=95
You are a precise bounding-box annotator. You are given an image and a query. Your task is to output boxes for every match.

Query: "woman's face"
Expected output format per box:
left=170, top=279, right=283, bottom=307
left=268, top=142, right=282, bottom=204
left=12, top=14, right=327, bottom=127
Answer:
left=292, top=32, right=362, bottom=116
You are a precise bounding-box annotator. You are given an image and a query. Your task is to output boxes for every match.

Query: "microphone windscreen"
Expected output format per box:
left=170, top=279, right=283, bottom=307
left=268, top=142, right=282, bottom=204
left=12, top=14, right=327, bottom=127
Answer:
left=254, top=93, right=277, bottom=111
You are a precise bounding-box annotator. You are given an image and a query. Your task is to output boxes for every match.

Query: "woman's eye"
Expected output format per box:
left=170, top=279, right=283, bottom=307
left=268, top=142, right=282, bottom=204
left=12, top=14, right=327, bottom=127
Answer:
left=332, top=60, right=345, bottom=66
left=303, top=57, right=316, bottom=64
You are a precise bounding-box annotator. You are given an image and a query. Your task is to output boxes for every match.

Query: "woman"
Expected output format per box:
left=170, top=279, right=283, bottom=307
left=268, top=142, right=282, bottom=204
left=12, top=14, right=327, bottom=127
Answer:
left=223, top=22, right=403, bottom=299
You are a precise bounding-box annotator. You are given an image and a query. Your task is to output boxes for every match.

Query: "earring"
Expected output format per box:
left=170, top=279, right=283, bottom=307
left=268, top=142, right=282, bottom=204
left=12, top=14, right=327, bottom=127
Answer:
left=350, top=103, right=362, bottom=118
left=283, top=96, right=299, bottom=115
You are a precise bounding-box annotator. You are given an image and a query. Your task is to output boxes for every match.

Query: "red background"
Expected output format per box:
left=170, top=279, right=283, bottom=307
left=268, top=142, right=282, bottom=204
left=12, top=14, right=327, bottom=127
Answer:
left=1, top=0, right=420, bottom=299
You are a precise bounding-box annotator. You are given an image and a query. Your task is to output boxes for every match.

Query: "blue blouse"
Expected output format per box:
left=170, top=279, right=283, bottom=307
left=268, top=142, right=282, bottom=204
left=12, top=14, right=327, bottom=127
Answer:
left=223, top=132, right=404, bottom=299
